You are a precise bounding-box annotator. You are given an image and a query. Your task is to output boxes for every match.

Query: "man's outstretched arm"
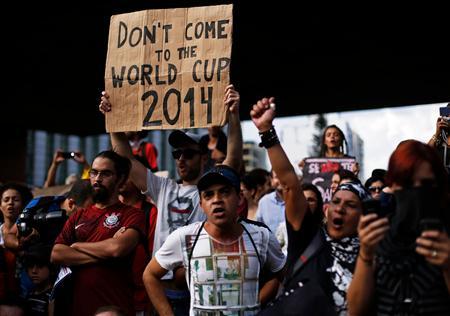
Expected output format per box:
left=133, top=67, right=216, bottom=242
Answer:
left=222, top=84, right=243, bottom=172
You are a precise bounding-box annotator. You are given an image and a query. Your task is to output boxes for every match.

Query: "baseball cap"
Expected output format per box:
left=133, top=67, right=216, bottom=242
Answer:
left=197, top=165, right=240, bottom=193
left=168, top=130, right=208, bottom=153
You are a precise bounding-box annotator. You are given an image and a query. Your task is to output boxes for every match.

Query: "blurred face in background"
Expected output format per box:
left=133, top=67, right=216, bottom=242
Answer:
left=330, top=173, right=340, bottom=194
left=27, top=264, right=50, bottom=287
left=367, top=180, right=385, bottom=200
left=1, top=189, right=23, bottom=222
left=324, top=127, right=343, bottom=150
left=304, top=189, right=319, bottom=213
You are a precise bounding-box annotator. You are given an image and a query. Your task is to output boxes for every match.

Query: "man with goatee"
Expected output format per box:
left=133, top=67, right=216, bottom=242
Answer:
left=51, top=150, right=145, bottom=316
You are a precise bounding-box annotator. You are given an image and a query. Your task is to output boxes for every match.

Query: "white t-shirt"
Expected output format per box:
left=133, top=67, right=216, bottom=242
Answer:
left=156, top=221, right=286, bottom=315
left=145, top=170, right=206, bottom=256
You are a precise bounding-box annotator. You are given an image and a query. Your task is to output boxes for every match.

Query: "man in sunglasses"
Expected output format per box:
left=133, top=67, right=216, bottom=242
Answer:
left=99, top=84, right=242, bottom=311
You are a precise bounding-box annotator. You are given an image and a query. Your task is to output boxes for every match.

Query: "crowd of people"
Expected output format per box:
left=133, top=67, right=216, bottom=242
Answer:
left=0, top=86, right=449, bottom=316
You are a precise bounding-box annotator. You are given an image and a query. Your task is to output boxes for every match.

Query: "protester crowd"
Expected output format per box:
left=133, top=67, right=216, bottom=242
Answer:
left=0, top=86, right=449, bottom=316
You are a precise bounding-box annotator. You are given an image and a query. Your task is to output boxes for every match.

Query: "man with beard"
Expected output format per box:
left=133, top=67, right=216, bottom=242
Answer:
left=99, top=85, right=242, bottom=256
left=51, top=151, right=145, bottom=316
left=99, top=85, right=242, bottom=313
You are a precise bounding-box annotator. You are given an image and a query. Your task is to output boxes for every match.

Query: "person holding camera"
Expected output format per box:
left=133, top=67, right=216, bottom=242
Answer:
left=44, top=150, right=90, bottom=188
left=348, top=140, right=450, bottom=315
left=428, top=103, right=450, bottom=171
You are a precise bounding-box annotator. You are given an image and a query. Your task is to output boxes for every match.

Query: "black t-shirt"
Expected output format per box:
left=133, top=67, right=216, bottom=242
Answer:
left=285, top=210, right=322, bottom=275
left=26, top=288, right=51, bottom=316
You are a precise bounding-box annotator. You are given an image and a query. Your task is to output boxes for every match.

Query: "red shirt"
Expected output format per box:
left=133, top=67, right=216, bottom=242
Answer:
left=55, top=202, right=145, bottom=316
left=132, top=141, right=158, bottom=172
left=132, top=199, right=158, bottom=312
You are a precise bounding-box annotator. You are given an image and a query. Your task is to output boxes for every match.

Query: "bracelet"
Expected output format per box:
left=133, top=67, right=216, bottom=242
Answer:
left=358, top=253, right=374, bottom=266
left=258, top=126, right=280, bottom=148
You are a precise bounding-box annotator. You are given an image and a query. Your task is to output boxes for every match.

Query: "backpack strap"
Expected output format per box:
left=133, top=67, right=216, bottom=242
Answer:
left=187, top=221, right=265, bottom=286
left=284, top=229, right=325, bottom=286
left=187, top=221, right=206, bottom=287
left=240, top=222, right=263, bottom=268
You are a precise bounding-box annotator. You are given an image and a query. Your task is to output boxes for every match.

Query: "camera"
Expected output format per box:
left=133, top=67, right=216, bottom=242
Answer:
left=439, top=106, right=450, bottom=118
left=362, top=194, right=394, bottom=218
left=61, top=152, right=76, bottom=159
left=17, top=196, right=68, bottom=245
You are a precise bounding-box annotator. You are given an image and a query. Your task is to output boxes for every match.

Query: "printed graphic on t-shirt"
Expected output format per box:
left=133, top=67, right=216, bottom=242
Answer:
left=104, top=212, right=121, bottom=228
left=167, top=196, right=194, bottom=232
left=186, top=234, right=260, bottom=316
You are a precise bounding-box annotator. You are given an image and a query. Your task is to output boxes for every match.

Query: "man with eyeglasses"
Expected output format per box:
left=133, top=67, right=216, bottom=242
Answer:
left=99, top=84, right=242, bottom=313
left=51, top=150, right=145, bottom=316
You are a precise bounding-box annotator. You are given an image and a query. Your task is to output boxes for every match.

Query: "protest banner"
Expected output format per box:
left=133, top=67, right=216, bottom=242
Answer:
left=104, top=4, right=233, bottom=132
left=302, top=157, right=356, bottom=202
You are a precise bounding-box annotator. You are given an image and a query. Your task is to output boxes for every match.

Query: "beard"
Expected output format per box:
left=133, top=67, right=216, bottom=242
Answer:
left=178, top=162, right=202, bottom=182
left=92, top=184, right=110, bottom=203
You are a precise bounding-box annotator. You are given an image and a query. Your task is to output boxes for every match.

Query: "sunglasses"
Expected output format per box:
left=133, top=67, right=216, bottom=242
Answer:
left=368, top=186, right=384, bottom=193
left=172, top=148, right=201, bottom=160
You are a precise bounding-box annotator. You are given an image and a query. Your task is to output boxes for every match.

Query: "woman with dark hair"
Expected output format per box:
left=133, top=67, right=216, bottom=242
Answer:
left=252, top=97, right=370, bottom=315
left=319, top=125, right=348, bottom=158
left=348, top=140, right=450, bottom=315
left=0, top=183, right=33, bottom=302
left=299, top=124, right=359, bottom=183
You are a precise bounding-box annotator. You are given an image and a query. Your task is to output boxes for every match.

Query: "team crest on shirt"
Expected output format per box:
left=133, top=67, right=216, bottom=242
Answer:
left=103, top=213, right=120, bottom=229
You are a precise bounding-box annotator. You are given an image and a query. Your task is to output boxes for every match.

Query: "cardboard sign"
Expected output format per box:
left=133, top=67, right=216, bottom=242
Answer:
left=104, top=4, right=233, bottom=132
left=302, top=157, right=356, bottom=202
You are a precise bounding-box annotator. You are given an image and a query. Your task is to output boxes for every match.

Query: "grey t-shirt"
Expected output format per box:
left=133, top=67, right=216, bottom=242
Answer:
left=144, top=169, right=206, bottom=257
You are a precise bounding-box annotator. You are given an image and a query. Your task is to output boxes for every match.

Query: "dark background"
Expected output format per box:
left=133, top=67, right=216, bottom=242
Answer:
left=3, top=0, right=450, bottom=136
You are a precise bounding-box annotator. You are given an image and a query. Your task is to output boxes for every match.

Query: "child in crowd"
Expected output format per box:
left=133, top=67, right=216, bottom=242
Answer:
left=24, top=244, right=54, bottom=316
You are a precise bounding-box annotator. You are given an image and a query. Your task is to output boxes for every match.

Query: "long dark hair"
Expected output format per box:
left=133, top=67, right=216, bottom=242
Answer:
left=319, top=124, right=348, bottom=156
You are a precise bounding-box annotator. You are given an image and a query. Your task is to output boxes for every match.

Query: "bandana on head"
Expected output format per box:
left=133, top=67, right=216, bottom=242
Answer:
left=334, top=181, right=370, bottom=201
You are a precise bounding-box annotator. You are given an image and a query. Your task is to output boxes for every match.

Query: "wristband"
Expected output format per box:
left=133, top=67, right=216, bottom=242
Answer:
left=258, top=126, right=280, bottom=148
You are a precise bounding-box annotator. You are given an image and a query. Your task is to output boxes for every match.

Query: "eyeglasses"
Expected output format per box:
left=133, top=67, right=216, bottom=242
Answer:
left=172, top=148, right=201, bottom=160
left=368, top=186, right=384, bottom=193
left=89, top=169, right=115, bottom=179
